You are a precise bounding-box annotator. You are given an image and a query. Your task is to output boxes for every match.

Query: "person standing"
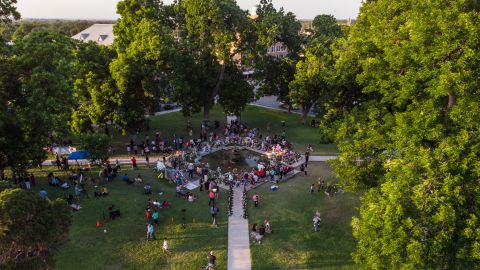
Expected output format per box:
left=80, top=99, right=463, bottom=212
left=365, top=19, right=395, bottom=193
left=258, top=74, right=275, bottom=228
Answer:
left=147, top=223, right=156, bottom=240
left=305, top=151, right=310, bottom=168
left=25, top=176, right=31, bottom=190
left=29, top=173, right=36, bottom=187
left=208, top=251, right=216, bottom=270
left=209, top=190, right=215, bottom=206
left=153, top=210, right=159, bottom=226
left=131, top=157, right=137, bottom=170
left=310, top=184, right=315, bottom=194
left=317, top=177, right=322, bottom=192
left=210, top=205, right=218, bottom=226
left=55, top=154, right=62, bottom=170
left=252, top=194, right=259, bottom=208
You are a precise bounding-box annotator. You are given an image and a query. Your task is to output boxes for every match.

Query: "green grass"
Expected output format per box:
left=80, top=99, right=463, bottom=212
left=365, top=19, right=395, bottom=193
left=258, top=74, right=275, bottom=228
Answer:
left=27, top=167, right=228, bottom=270
left=247, top=163, right=360, bottom=270
left=108, top=105, right=338, bottom=156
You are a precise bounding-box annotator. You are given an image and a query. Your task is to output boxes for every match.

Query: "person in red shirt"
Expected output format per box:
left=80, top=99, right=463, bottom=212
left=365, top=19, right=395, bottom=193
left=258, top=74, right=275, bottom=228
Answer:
left=145, top=208, right=152, bottom=221
left=131, top=157, right=137, bottom=169
left=209, top=191, right=215, bottom=206
left=252, top=194, right=259, bottom=207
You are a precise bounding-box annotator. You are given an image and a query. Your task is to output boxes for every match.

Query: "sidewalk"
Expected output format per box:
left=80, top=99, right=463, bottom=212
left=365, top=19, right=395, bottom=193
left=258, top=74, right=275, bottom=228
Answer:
left=228, top=187, right=252, bottom=270
left=41, top=155, right=338, bottom=167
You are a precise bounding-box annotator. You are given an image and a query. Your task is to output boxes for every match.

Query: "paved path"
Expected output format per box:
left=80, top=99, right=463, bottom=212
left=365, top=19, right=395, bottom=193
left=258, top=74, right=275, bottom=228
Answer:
left=41, top=155, right=338, bottom=167
left=228, top=187, right=252, bottom=270
left=306, top=155, right=338, bottom=162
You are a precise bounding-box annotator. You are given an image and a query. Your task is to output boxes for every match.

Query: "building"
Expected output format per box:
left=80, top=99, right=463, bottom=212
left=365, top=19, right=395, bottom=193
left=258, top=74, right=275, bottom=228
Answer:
left=72, top=24, right=115, bottom=46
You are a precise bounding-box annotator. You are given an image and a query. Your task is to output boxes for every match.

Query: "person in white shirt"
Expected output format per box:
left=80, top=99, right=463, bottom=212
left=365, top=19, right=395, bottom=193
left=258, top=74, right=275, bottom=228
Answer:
left=163, top=238, right=169, bottom=252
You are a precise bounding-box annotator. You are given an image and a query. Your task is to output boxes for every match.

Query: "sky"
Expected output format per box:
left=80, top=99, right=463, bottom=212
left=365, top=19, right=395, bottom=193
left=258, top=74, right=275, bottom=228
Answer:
left=16, top=0, right=362, bottom=20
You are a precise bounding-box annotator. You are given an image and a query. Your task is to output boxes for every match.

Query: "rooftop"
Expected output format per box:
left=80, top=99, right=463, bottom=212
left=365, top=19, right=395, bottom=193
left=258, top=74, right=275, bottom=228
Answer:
left=71, top=23, right=114, bottom=46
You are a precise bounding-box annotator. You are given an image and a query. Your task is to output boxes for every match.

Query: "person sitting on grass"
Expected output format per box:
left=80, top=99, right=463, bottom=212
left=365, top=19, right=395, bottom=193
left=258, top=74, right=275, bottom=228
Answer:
left=94, top=186, right=108, bottom=198
left=144, top=183, right=152, bottom=195
left=325, top=183, right=333, bottom=196
left=264, top=219, right=272, bottom=234
left=161, top=200, right=172, bottom=208
left=250, top=223, right=263, bottom=243
left=66, top=194, right=81, bottom=211
left=176, top=185, right=186, bottom=197
left=153, top=199, right=161, bottom=208
left=163, top=238, right=169, bottom=253
left=39, top=188, right=48, bottom=199
left=135, top=174, right=143, bottom=185
left=121, top=173, right=130, bottom=183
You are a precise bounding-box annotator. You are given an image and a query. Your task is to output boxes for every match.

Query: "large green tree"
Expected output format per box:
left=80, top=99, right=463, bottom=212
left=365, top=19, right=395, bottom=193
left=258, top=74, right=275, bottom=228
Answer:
left=72, top=41, right=119, bottom=133
left=174, top=0, right=254, bottom=120
left=289, top=14, right=344, bottom=124
left=0, top=188, right=71, bottom=269
left=111, top=0, right=173, bottom=131
left=330, top=0, right=480, bottom=268
left=0, top=31, right=75, bottom=173
left=252, top=0, right=303, bottom=109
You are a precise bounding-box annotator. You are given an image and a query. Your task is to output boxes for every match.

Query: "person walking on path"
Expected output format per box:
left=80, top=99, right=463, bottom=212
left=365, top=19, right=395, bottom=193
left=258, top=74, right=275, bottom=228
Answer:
left=252, top=194, right=259, bottom=208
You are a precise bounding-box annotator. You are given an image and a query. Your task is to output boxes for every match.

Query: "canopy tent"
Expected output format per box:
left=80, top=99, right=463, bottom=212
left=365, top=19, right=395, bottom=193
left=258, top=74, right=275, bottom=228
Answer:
left=68, top=151, right=90, bottom=160
left=52, top=146, right=76, bottom=156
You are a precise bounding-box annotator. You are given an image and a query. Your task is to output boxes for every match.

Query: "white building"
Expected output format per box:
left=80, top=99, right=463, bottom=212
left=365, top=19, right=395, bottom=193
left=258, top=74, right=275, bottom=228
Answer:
left=72, top=24, right=115, bottom=46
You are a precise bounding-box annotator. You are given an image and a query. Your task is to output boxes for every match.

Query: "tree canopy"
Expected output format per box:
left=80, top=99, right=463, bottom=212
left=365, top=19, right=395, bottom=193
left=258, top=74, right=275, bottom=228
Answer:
left=289, top=14, right=344, bottom=124
left=0, top=188, right=71, bottom=269
left=0, top=31, right=75, bottom=172
left=252, top=0, right=303, bottom=108
left=327, top=0, right=480, bottom=268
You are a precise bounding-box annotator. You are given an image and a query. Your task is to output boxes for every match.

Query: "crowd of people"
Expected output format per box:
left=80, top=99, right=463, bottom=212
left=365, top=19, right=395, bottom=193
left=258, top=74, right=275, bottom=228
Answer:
left=143, top=120, right=303, bottom=194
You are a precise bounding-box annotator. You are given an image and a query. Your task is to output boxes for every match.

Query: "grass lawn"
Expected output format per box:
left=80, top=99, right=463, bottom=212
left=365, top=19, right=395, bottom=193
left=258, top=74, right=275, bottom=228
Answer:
left=25, top=167, right=228, bottom=270
left=247, top=162, right=360, bottom=270
left=108, top=105, right=338, bottom=156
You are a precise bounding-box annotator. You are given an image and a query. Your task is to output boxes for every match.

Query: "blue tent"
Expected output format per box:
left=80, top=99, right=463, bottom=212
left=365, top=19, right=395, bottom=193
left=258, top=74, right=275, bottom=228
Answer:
left=68, top=151, right=90, bottom=160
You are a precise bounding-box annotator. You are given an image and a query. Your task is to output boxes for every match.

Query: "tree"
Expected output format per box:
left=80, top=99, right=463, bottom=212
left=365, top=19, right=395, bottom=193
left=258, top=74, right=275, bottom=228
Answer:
left=289, top=14, right=344, bottom=124
left=72, top=42, right=119, bottom=134
left=111, top=0, right=177, bottom=131
left=252, top=0, right=303, bottom=110
left=0, top=31, right=75, bottom=173
left=329, top=0, right=480, bottom=268
left=0, top=188, right=71, bottom=269
left=79, top=133, right=111, bottom=164
left=176, top=0, right=254, bottom=120
left=0, top=0, right=20, bottom=24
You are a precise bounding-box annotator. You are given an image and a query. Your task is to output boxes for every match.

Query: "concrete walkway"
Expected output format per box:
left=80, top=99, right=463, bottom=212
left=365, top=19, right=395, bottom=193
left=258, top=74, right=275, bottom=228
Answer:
left=228, top=187, right=252, bottom=270
left=41, top=155, right=338, bottom=167
left=306, top=155, right=338, bottom=162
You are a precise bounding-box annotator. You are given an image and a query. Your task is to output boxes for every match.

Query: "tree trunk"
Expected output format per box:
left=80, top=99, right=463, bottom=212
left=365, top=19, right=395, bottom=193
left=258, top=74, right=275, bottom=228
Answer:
left=203, top=107, right=210, bottom=122
left=212, top=61, right=227, bottom=98
left=301, top=105, right=311, bottom=125
left=446, top=93, right=456, bottom=112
